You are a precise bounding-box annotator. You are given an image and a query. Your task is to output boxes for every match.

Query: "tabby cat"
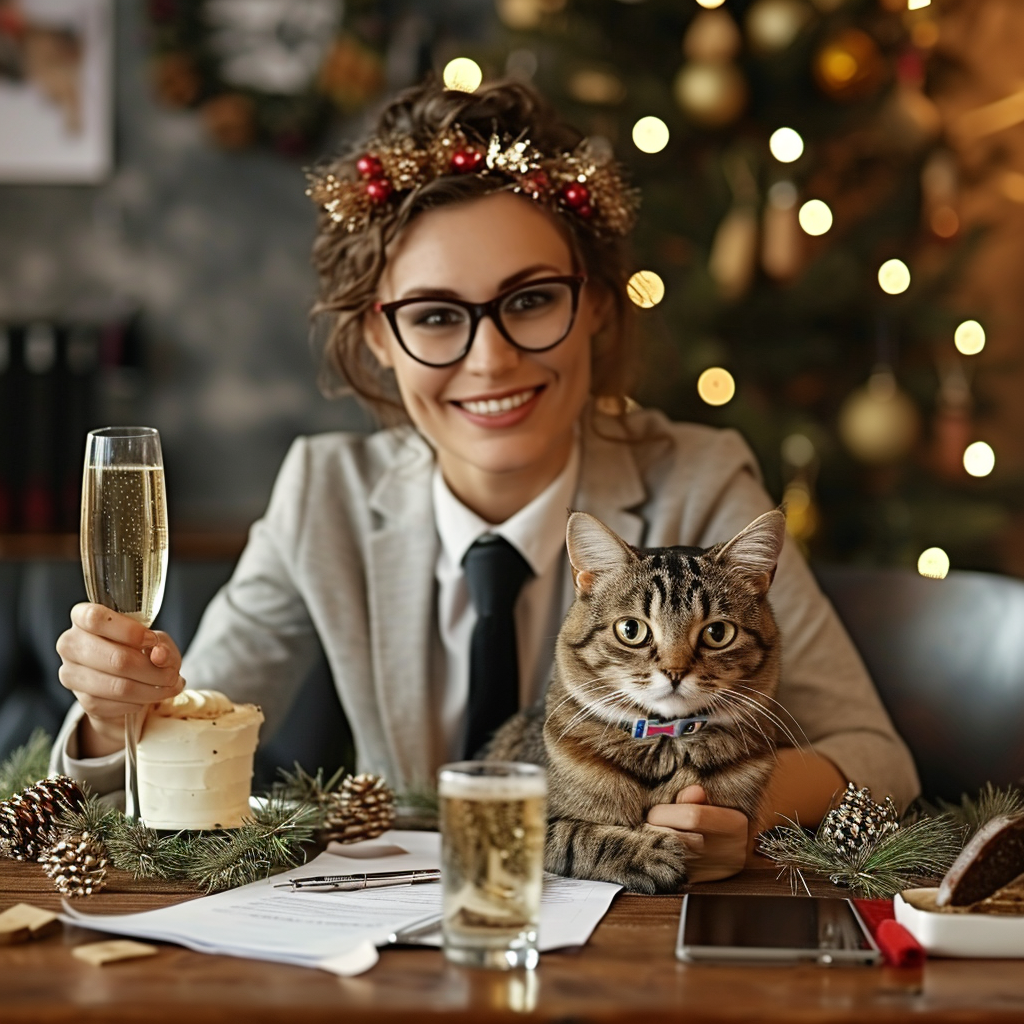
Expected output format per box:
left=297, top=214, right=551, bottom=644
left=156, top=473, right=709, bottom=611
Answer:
left=487, top=508, right=787, bottom=894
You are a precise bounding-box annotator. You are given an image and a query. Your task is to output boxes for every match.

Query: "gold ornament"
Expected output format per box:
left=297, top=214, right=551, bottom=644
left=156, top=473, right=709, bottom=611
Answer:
left=709, top=205, right=758, bottom=298
left=673, top=61, right=748, bottom=127
left=762, top=180, right=800, bottom=280
left=838, top=370, right=920, bottom=464
left=683, top=10, right=742, bottom=62
left=745, top=0, right=811, bottom=54
left=813, top=29, right=885, bottom=102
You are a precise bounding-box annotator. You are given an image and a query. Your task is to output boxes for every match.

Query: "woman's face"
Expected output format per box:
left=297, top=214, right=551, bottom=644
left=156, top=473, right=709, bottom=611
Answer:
left=366, top=191, right=602, bottom=518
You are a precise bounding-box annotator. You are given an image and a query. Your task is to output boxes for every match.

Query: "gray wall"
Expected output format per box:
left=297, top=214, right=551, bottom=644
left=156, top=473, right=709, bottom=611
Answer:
left=0, top=0, right=379, bottom=529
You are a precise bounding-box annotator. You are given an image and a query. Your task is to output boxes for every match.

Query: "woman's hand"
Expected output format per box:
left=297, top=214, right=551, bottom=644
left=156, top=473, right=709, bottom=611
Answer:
left=646, top=785, right=748, bottom=883
left=56, top=603, right=185, bottom=758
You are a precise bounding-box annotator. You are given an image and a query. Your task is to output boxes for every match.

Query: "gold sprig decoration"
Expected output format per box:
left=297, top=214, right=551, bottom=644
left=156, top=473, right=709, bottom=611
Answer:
left=306, top=125, right=639, bottom=240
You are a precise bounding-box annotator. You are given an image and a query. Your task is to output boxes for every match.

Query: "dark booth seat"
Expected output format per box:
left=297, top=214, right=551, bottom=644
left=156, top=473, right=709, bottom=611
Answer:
left=816, top=565, right=1024, bottom=803
left=0, top=559, right=352, bottom=787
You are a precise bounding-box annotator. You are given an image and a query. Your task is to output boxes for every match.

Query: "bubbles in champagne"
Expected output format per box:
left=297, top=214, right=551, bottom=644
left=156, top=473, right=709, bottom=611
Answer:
left=81, top=465, right=168, bottom=626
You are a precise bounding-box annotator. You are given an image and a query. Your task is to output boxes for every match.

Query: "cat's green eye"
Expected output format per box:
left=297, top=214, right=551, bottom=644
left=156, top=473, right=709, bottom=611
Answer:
left=614, top=618, right=650, bottom=647
left=701, top=621, right=737, bottom=649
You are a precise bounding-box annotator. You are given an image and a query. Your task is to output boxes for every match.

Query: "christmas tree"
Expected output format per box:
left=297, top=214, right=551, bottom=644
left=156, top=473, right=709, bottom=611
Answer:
left=488, top=0, right=1011, bottom=570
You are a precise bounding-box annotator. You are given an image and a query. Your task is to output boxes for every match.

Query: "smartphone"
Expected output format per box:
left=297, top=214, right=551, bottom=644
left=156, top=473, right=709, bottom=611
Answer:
left=676, top=893, right=881, bottom=965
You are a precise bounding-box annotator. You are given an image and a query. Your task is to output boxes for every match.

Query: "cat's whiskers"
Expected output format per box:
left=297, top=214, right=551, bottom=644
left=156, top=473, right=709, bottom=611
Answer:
left=710, top=690, right=775, bottom=753
left=704, top=690, right=755, bottom=756
left=556, top=689, right=635, bottom=740
left=717, top=688, right=799, bottom=752
left=733, top=682, right=811, bottom=750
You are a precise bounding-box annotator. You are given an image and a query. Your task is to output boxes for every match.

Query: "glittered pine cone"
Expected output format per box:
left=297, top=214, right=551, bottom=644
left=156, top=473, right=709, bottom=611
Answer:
left=821, top=782, right=900, bottom=858
left=0, top=776, right=85, bottom=862
left=320, top=773, right=396, bottom=844
left=41, top=830, right=108, bottom=897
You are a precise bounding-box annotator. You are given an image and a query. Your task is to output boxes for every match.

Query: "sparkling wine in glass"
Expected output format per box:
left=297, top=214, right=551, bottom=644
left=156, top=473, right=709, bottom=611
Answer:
left=80, top=427, right=168, bottom=820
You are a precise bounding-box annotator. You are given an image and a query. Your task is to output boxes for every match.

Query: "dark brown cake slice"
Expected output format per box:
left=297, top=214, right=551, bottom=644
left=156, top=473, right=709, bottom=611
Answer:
left=937, top=814, right=1024, bottom=908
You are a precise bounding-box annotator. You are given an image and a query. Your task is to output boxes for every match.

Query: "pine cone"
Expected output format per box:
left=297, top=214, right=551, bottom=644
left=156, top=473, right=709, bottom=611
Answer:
left=0, top=776, right=85, bottom=862
left=821, top=782, right=899, bottom=858
left=320, top=773, right=396, bottom=844
left=41, top=830, right=108, bottom=897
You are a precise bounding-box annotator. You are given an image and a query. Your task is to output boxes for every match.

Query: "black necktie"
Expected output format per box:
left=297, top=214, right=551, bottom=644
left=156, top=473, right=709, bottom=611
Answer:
left=462, top=534, right=533, bottom=759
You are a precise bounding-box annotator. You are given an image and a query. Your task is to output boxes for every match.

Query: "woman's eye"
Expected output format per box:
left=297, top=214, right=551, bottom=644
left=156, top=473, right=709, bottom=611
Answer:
left=412, top=306, right=467, bottom=329
left=614, top=618, right=650, bottom=647
left=701, top=621, right=737, bottom=649
left=504, top=288, right=554, bottom=315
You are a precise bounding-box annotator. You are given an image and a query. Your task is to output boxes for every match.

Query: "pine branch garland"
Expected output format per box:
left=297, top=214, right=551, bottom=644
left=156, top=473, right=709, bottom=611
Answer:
left=0, top=729, right=53, bottom=801
left=759, top=813, right=967, bottom=899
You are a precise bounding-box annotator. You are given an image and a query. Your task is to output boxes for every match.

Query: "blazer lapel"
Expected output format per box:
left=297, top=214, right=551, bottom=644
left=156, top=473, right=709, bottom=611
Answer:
left=575, top=409, right=647, bottom=547
left=365, top=432, right=439, bottom=788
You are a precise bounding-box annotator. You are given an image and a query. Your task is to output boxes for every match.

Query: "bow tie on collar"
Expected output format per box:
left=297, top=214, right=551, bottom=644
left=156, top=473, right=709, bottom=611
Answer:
left=618, top=715, right=710, bottom=740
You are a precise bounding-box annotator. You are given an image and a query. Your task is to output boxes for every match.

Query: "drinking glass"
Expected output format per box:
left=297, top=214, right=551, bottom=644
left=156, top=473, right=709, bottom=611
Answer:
left=80, top=427, right=168, bottom=820
left=438, top=761, right=547, bottom=970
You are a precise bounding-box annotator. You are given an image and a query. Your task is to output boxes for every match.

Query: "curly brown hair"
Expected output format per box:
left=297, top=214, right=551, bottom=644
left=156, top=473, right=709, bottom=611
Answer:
left=309, top=76, right=638, bottom=425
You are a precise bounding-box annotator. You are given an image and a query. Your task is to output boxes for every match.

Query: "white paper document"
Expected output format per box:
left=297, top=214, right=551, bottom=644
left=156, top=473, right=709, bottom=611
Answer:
left=62, top=830, right=620, bottom=975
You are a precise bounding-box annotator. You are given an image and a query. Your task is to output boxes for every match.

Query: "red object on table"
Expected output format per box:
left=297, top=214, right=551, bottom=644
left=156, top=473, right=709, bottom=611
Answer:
left=853, top=898, right=926, bottom=968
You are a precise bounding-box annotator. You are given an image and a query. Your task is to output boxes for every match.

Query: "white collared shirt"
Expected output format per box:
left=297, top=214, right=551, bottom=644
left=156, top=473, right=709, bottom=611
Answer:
left=432, top=442, right=580, bottom=760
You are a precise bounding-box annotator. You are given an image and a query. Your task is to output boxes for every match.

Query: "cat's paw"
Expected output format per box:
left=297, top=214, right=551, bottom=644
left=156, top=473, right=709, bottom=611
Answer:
left=617, top=826, right=690, bottom=894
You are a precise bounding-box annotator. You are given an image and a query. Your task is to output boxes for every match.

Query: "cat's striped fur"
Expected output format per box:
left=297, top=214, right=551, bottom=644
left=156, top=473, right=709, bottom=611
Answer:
left=487, top=509, right=787, bottom=894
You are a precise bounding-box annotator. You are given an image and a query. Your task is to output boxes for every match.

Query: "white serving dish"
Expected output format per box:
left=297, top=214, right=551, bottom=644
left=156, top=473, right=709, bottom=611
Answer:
left=894, top=888, right=1024, bottom=958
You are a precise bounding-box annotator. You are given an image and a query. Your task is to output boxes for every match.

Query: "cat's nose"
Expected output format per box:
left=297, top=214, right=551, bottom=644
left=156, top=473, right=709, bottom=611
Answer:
left=664, top=669, right=686, bottom=688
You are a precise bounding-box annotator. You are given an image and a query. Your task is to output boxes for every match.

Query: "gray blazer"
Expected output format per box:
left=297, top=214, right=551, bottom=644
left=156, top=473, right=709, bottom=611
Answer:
left=54, top=406, right=920, bottom=808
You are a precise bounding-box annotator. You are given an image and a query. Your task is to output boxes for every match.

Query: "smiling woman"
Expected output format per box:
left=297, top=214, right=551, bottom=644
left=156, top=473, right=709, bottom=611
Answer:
left=51, top=76, right=920, bottom=889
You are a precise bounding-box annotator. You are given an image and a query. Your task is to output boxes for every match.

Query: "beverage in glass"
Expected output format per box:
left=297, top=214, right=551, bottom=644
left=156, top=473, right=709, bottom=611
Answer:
left=81, top=426, right=168, bottom=820
left=438, top=761, right=547, bottom=970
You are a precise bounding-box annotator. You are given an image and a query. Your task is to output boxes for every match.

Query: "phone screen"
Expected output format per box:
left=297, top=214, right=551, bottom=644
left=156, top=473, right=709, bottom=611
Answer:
left=676, top=893, right=880, bottom=964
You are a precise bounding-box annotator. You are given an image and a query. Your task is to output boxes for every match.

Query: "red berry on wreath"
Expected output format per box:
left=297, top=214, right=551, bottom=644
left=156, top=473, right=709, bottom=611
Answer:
left=365, top=177, right=393, bottom=204
left=356, top=154, right=384, bottom=179
left=561, top=182, right=591, bottom=210
left=576, top=203, right=594, bottom=219
left=520, top=170, right=551, bottom=196
left=450, top=148, right=484, bottom=173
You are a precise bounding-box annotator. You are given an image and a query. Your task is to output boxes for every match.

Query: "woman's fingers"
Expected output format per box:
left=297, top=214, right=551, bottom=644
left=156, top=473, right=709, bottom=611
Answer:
left=58, top=627, right=181, bottom=689
left=69, top=603, right=159, bottom=649
left=646, top=799, right=749, bottom=883
left=646, top=802, right=746, bottom=835
left=58, top=661, right=184, bottom=710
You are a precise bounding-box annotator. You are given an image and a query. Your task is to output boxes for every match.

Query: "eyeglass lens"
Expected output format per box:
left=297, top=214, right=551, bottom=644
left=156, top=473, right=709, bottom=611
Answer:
left=392, top=280, right=576, bottom=366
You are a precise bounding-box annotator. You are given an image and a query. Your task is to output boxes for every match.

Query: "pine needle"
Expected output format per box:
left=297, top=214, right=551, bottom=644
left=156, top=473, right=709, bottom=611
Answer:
left=55, top=791, right=120, bottom=839
left=758, top=814, right=966, bottom=899
left=0, top=729, right=53, bottom=800
left=935, top=783, right=1024, bottom=838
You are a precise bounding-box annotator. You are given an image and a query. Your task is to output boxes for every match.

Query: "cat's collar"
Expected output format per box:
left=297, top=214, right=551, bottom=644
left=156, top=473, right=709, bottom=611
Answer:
left=619, top=715, right=709, bottom=740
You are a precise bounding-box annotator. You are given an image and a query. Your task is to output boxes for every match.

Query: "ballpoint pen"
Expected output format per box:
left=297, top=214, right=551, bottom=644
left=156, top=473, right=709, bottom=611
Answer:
left=273, top=869, right=441, bottom=892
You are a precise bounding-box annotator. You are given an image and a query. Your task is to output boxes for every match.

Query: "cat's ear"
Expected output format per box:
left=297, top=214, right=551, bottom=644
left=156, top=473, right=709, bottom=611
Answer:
left=566, top=511, right=635, bottom=595
left=715, top=509, right=787, bottom=593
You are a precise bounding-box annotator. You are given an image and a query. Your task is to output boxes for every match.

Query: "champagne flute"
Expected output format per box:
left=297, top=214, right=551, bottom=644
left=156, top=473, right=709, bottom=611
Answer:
left=80, top=427, right=169, bottom=821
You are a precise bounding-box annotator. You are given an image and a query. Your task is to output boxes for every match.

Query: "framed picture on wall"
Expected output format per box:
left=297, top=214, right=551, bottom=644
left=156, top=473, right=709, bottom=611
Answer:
left=0, top=0, right=112, bottom=183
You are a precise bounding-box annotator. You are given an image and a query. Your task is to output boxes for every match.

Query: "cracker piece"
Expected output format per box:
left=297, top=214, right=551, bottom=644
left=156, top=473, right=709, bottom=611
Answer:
left=0, top=903, right=60, bottom=944
left=72, top=939, right=159, bottom=965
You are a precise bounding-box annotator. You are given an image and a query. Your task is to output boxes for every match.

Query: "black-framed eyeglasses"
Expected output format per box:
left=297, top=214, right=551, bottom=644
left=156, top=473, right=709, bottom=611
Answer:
left=372, top=275, right=586, bottom=368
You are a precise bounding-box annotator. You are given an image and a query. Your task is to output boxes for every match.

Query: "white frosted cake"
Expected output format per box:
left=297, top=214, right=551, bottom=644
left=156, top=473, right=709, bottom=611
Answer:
left=137, top=689, right=264, bottom=830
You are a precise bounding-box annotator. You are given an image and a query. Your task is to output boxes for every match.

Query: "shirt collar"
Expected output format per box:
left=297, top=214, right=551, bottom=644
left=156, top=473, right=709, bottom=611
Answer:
left=432, top=441, right=581, bottom=576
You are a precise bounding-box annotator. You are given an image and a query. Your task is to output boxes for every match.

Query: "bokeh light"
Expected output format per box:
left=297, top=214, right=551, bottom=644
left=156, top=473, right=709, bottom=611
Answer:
left=782, top=433, right=816, bottom=468
left=627, top=270, right=665, bottom=308
left=443, top=58, right=483, bottom=93
left=917, top=547, right=949, bottom=579
left=695, top=0, right=727, bottom=7
left=798, top=199, right=833, bottom=236
left=769, top=127, right=804, bottom=163
left=963, top=441, right=995, bottom=478
left=878, top=258, right=911, bottom=295
left=632, top=116, right=670, bottom=154
left=697, top=367, right=736, bottom=406
left=954, top=319, right=986, bottom=355
left=908, top=0, right=931, bottom=9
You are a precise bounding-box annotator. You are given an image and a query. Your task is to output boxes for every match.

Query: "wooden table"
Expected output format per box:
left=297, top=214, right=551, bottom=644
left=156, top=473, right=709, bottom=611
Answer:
left=3, top=857, right=1023, bottom=1023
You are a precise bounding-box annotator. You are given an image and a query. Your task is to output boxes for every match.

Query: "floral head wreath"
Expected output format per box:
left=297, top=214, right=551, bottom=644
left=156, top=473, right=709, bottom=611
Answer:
left=306, top=124, right=639, bottom=240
